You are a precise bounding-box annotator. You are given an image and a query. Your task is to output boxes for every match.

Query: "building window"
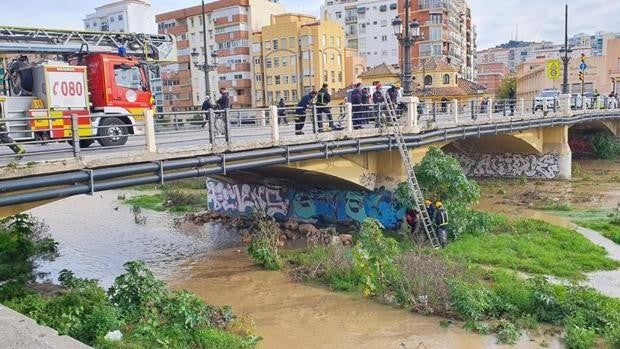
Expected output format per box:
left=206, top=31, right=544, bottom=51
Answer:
left=273, top=39, right=278, bottom=50
left=275, top=75, right=281, bottom=84
left=86, top=24, right=90, bottom=29
left=389, top=3, right=397, bottom=10
left=292, top=90, right=298, bottom=100
left=381, top=35, right=387, bottom=42
left=430, top=28, right=442, bottom=41
left=424, top=75, right=433, bottom=86
left=443, top=74, right=450, bottom=85
left=289, top=37, right=296, bottom=48
left=255, top=74, right=263, bottom=82
left=283, top=75, right=289, bottom=84
left=118, top=14, right=123, bottom=21
left=274, top=57, right=279, bottom=67
left=280, top=38, right=287, bottom=49
left=335, top=11, right=342, bottom=19
left=338, top=72, right=342, bottom=82
left=266, top=76, right=273, bottom=85
left=290, top=56, right=296, bottom=66
left=281, top=56, right=287, bottom=67
left=264, top=40, right=272, bottom=50
left=380, top=20, right=387, bottom=27
left=330, top=36, right=335, bottom=45
left=265, top=58, right=272, bottom=68
left=331, top=71, right=335, bottom=83
left=323, top=71, right=328, bottom=82
left=234, top=74, right=242, bottom=79
left=379, top=5, right=387, bottom=11
left=291, top=74, right=297, bottom=84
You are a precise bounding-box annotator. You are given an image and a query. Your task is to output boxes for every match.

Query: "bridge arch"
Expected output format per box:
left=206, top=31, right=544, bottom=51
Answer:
left=569, top=120, right=618, bottom=136
left=441, top=133, right=543, bottom=155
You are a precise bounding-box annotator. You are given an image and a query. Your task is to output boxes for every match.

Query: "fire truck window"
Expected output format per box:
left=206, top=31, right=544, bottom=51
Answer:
left=114, top=65, right=143, bottom=90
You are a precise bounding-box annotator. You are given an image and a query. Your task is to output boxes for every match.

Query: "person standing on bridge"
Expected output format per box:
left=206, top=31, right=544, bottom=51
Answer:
left=316, top=83, right=337, bottom=132
left=350, top=83, right=363, bottom=129
left=200, top=95, right=214, bottom=129
left=217, top=87, right=230, bottom=110
left=434, top=201, right=449, bottom=248
left=372, top=83, right=385, bottom=127
left=0, top=103, right=26, bottom=159
left=295, top=90, right=317, bottom=135
left=278, top=98, right=288, bottom=125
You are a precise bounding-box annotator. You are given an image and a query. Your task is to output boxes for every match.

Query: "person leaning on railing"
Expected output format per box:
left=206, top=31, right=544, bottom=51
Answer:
left=294, top=90, right=317, bottom=135
left=0, top=121, right=26, bottom=159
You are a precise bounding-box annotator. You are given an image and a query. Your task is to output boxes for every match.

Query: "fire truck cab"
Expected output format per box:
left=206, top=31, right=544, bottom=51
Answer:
left=0, top=26, right=176, bottom=148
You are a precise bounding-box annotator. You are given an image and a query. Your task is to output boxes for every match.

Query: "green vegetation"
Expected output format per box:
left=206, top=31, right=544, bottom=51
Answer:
left=247, top=215, right=283, bottom=270
left=544, top=207, right=620, bottom=245
left=497, top=75, right=516, bottom=101
left=0, top=215, right=259, bottom=349
left=577, top=221, right=620, bottom=244
left=591, top=133, right=620, bottom=159
left=444, top=218, right=619, bottom=279
left=125, top=189, right=205, bottom=213
left=536, top=201, right=573, bottom=211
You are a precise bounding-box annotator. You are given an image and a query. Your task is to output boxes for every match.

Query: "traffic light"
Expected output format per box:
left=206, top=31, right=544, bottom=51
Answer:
left=579, top=71, right=584, bottom=81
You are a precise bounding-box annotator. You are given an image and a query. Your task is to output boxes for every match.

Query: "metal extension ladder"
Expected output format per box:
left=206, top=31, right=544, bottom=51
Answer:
left=384, top=95, right=441, bottom=248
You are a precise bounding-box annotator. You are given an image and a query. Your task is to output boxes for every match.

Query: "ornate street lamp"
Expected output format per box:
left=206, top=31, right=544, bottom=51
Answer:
left=191, top=48, right=218, bottom=99
left=392, top=0, right=423, bottom=97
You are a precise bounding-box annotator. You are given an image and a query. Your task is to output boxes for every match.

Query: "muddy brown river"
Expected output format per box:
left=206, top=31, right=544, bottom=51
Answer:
left=28, top=158, right=619, bottom=348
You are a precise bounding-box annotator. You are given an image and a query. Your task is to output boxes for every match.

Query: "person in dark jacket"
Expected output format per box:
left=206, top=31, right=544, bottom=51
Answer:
left=434, top=201, right=449, bottom=248
left=295, top=90, right=317, bottom=135
left=316, top=83, right=336, bottom=131
left=361, top=87, right=371, bottom=125
left=200, top=95, right=214, bottom=129
left=405, top=208, right=421, bottom=238
left=0, top=123, right=26, bottom=158
left=441, top=96, right=448, bottom=113
left=277, top=98, right=288, bottom=125
left=372, top=83, right=385, bottom=127
left=216, top=88, right=230, bottom=109
left=350, top=83, right=363, bottom=129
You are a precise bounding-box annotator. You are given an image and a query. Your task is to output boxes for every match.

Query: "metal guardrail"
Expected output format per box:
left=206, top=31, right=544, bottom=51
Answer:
left=0, top=106, right=619, bottom=207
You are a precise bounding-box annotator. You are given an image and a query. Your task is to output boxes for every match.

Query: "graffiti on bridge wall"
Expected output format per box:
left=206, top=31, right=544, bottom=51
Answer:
left=206, top=179, right=405, bottom=229
left=450, top=152, right=560, bottom=179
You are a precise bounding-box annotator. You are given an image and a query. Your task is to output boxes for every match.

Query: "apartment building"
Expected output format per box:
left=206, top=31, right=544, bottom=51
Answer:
left=476, top=62, right=509, bottom=96
left=516, top=39, right=620, bottom=100
left=322, top=0, right=399, bottom=68
left=405, top=0, right=477, bottom=81
left=156, top=0, right=284, bottom=111
left=83, top=0, right=156, bottom=33
left=251, top=13, right=347, bottom=107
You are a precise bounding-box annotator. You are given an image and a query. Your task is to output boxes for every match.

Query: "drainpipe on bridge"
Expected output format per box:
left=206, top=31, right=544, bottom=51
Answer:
left=345, top=102, right=353, bottom=133
left=488, top=98, right=493, bottom=121
left=269, top=105, right=280, bottom=144
left=144, top=110, right=157, bottom=153
left=452, top=99, right=458, bottom=125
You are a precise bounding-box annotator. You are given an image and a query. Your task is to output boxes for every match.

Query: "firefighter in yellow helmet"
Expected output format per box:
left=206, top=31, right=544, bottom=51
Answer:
left=434, top=201, right=449, bottom=248
left=424, top=199, right=435, bottom=220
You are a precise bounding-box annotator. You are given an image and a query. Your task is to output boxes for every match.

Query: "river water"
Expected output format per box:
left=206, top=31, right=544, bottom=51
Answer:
left=28, top=191, right=561, bottom=348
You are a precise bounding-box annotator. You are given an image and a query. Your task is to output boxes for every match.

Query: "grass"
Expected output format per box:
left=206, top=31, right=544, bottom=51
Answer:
left=124, top=190, right=205, bottom=213
left=133, top=178, right=206, bottom=192
left=535, top=201, right=573, bottom=211
left=542, top=207, right=620, bottom=245
left=443, top=218, right=620, bottom=279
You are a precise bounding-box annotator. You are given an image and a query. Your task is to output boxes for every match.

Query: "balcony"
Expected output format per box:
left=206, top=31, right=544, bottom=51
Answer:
left=345, top=16, right=357, bottom=23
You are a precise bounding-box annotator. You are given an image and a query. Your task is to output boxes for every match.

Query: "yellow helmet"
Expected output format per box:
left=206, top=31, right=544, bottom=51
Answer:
left=394, top=82, right=401, bottom=89
left=424, top=199, right=432, bottom=206
left=435, top=201, right=443, bottom=208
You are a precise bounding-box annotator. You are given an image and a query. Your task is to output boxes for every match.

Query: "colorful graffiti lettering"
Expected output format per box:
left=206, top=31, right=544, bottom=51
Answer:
left=206, top=179, right=406, bottom=229
left=450, top=152, right=560, bottom=179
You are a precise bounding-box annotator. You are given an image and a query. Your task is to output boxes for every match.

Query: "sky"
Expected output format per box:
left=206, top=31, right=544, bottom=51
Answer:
left=2, top=0, right=620, bottom=50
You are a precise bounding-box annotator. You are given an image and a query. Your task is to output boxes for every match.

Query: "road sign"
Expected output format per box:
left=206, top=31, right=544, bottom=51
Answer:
left=579, top=62, right=587, bottom=71
left=546, top=59, right=561, bottom=80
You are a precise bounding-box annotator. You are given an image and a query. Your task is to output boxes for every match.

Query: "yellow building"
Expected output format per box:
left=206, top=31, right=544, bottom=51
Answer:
left=251, top=13, right=346, bottom=107
left=358, top=63, right=400, bottom=87
left=412, top=58, right=487, bottom=102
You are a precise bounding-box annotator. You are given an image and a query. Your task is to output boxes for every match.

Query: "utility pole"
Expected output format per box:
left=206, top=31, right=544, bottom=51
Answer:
left=559, top=4, right=572, bottom=94
left=201, top=0, right=211, bottom=99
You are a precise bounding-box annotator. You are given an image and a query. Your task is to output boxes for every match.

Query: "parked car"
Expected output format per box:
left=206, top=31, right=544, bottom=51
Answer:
left=534, top=89, right=561, bottom=111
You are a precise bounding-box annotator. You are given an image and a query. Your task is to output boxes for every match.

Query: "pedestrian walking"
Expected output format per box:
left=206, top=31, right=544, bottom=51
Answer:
left=295, top=90, right=317, bottom=135
left=350, top=83, right=363, bottom=129
left=316, top=83, right=337, bottom=132
left=277, top=98, right=288, bottom=125
left=434, top=201, right=449, bottom=248
left=216, top=87, right=230, bottom=110
left=200, top=95, right=214, bottom=129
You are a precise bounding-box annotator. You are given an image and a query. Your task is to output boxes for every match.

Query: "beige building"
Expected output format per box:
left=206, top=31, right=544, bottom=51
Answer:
left=516, top=39, right=620, bottom=100
left=251, top=13, right=347, bottom=106
left=344, top=48, right=366, bottom=86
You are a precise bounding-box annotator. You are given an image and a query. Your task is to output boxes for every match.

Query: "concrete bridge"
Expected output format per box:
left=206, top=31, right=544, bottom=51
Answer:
left=1, top=96, right=619, bottom=218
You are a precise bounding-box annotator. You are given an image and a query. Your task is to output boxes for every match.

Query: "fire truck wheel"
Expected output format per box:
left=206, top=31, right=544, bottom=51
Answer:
left=97, top=117, right=129, bottom=147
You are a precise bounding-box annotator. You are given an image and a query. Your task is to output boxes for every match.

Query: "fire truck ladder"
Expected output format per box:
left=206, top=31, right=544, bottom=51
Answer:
left=0, top=26, right=176, bottom=61
left=385, top=95, right=440, bottom=248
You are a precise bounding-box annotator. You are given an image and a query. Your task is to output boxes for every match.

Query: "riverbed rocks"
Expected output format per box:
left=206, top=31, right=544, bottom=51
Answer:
left=182, top=211, right=355, bottom=248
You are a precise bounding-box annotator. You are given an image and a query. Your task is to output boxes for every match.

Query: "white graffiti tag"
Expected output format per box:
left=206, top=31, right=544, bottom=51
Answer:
left=450, top=153, right=560, bottom=179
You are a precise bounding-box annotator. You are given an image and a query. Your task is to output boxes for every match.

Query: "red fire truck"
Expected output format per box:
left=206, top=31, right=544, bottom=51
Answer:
left=0, top=26, right=176, bottom=147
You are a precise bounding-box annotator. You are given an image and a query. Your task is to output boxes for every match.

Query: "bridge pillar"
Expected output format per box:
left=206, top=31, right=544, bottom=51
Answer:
left=452, top=99, right=458, bottom=125
left=345, top=102, right=353, bottom=133
left=488, top=98, right=493, bottom=121
left=399, top=96, right=419, bottom=130
left=559, top=94, right=572, bottom=115
left=519, top=98, right=525, bottom=117
left=269, top=106, right=279, bottom=144
left=542, top=126, right=571, bottom=180
left=144, top=110, right=157, bottom=153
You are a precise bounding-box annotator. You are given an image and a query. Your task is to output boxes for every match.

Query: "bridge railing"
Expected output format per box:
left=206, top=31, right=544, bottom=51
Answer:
left=1, top=96, right=619, bottom=167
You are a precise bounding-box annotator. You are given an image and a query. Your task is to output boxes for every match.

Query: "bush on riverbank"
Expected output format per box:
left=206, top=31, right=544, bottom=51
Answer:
left=0, top=215, right=258, bottom=349
left=247, top=215, right=283, bottom=270
left=125, top=188, right=205, bottom=213
left=591, top=133, right=620, bottom=159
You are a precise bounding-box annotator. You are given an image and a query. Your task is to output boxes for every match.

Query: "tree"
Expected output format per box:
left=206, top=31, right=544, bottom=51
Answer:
left=395, top=147, right=480, bottom=208
left=497, top=75, right=516, bottom=100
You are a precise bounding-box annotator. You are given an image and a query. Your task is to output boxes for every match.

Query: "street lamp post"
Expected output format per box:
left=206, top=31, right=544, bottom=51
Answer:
left=196, top=0, right=216, bottom=99
left=559, top=4, right=572, bottom=94
left=392, top=0, right=423, bottom=97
